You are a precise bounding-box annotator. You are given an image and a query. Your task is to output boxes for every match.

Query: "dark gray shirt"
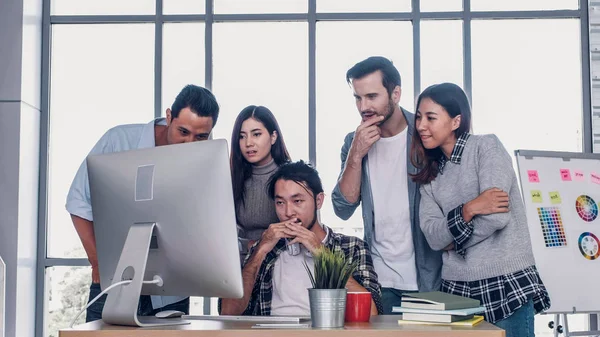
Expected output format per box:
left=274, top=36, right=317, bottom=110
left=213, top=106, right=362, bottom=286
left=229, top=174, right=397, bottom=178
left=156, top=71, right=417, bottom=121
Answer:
left=236, top=159, right=280, bottom=242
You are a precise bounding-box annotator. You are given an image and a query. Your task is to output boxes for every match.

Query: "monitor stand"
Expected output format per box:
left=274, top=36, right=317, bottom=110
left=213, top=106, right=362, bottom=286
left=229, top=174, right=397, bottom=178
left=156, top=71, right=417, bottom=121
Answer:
left=101, top=222, right=190, bottom=327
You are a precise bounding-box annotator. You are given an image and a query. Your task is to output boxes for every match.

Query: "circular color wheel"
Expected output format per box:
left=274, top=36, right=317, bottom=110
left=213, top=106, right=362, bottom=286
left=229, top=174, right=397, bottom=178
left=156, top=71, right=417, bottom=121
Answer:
left=575, top=195, right=598, bottom=222
left=578, top=232, right=600, bottom=260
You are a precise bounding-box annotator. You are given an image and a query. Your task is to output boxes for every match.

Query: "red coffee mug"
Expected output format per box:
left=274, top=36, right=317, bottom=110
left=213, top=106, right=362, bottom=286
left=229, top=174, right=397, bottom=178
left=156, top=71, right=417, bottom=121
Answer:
left=345, top=291, right=372, bottom=323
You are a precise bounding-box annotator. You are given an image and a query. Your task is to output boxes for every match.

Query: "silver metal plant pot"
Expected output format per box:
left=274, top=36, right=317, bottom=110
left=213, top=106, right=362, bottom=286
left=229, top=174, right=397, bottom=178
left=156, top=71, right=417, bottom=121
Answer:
left=308, top=288, right=347, bottom=328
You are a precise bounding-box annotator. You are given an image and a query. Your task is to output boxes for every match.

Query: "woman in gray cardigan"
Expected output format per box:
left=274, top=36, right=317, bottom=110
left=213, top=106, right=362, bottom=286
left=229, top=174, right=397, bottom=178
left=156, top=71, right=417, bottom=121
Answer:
left=410, top=83, right=550, bottom=337
left=230, top=105, right=291, bottom=263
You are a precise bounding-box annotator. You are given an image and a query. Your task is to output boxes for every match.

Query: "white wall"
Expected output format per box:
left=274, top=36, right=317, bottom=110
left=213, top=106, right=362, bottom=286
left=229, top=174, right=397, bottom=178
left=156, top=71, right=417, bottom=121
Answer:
left=0, top=0, right=42, bottom=336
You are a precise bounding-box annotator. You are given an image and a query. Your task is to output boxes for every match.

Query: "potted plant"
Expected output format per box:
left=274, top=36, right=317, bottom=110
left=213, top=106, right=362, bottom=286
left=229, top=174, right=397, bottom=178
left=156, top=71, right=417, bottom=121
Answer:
left=303, top=246, right=358, bottom=328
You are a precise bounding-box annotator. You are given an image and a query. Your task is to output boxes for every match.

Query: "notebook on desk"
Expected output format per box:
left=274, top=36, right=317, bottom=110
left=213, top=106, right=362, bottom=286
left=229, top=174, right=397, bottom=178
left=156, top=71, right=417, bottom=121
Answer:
left=397, top=315, right=485, bottom=327
left=401, top=291, right=480, bottom=310
left=183, top=315, right=311, bottom=323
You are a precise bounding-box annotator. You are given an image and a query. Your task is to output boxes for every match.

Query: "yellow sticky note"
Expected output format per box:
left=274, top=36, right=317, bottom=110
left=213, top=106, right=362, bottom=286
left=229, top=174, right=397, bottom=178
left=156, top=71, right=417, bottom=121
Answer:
left=549, top=191, right=562, bottom=204
left=531, top=190, right=543, bottom=203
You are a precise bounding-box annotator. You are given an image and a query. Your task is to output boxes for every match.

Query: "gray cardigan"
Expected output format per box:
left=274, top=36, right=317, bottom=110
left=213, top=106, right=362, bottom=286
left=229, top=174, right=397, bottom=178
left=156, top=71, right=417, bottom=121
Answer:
left=419, top=134, right=536, bottom=281
left=331, top=109, right=443, bottom=292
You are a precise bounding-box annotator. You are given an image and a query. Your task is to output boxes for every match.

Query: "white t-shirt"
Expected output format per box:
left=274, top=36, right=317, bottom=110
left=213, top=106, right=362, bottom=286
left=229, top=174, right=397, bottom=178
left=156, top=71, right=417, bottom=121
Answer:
left=271, top=229, right=329, bottom=316
left=367, top=127, right=418, bottom=290
left=270, top=247, right=314, bottom=316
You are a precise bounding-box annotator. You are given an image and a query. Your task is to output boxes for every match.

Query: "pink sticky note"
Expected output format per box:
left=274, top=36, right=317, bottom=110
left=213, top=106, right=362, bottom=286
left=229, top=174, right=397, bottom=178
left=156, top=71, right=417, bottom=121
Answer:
left=574, top=170, right=585, bottom=181
left=528, top=170, right=540, bottom=183
left=560, top=169, right=572, bottom=181
left=592, top=172, right=600, bottom=185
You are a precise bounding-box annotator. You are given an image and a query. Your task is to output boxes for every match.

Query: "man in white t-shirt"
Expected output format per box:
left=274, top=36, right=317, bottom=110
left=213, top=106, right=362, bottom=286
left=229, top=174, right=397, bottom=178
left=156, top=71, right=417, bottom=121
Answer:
left=332, top=56, right=443, bottom=314
left=221, top=160, right=383, bottom=316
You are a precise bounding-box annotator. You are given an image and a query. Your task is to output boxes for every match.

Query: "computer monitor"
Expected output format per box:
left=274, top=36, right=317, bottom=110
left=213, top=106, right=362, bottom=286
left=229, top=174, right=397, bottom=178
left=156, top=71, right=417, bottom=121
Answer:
left=87, top=139, right=243, bottom=327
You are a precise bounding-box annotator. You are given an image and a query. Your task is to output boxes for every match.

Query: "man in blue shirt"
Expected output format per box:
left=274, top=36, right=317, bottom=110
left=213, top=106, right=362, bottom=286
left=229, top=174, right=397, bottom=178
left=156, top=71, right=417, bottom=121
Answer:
left=66, top=84, right=220, bottom=322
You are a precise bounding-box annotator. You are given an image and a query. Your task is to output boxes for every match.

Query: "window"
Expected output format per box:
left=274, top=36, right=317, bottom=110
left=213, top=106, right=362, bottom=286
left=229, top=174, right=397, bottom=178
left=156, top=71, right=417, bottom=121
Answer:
left=215, top=0, right=306, bottom=14
left=211, top=22, right=309, bottom=161
left=317, top=0, right=411, bottom=13
left=48, top=24, right=154, bottom=259
left=162, top=23, right=206, bottom=113
left=420, top=0, right=462, bottom=12
left=46, top=266, right=91, bottom=337
left=471, top=19, right=583, bottom=157
left=163, top=0, right=205, bottom=14
left=51, top=0, right=155, bottom=15
left=471, top=0, right=578, bottom=11
left=316, top=21, right=413, bottom=236
left=420, top=20, right=463, bottom=89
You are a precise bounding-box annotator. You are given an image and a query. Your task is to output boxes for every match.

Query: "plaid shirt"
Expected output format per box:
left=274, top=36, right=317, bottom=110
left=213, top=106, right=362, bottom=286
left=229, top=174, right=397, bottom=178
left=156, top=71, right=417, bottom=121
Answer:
left=442, top=266, right=550, bottom=323
left=438, top=132, right=470, bottom=175
left=438, top=133, right=550, bottom=323
left=437, top=132, right=473, bottom=257
left=241, top=225, right=383, bottom=316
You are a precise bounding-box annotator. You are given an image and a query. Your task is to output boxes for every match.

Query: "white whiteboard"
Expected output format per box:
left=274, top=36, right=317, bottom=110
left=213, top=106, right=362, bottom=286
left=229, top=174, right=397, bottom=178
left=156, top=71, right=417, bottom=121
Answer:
left=515, top=150, right=600, bottom=313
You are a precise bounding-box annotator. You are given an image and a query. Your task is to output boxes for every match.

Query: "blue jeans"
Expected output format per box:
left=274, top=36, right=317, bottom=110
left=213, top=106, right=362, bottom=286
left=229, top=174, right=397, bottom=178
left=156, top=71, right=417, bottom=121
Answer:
left=86, top=283, right=189, bottom=322
left=380, top=287, right=418, bottom=315
left=493, top=299, right=535, bottom=337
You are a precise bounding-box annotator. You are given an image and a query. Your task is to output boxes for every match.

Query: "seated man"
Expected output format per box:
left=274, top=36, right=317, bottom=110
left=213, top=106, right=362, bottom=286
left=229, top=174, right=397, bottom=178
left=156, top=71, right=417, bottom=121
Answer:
left=66, top=84, right=220, bottom=321
left=221, top=160, right=383, bottom=316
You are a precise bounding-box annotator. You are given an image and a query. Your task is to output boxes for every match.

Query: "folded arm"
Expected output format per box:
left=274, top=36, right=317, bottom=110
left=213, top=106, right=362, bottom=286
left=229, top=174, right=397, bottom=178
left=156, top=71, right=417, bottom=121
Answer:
left=460, top=136, right=515, bottom=250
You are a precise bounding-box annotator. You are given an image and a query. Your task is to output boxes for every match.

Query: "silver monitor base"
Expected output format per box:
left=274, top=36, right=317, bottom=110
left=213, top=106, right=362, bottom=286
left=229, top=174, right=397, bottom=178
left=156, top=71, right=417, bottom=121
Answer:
left=136, top=316, right=189, bottom=326
left=101, top=222, right=189, bottom=327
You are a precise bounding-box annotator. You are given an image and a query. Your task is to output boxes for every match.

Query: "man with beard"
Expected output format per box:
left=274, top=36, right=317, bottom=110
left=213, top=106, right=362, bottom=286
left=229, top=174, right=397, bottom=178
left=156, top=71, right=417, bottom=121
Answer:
left=331, top=56, right=442, bottom=314
left=220, top=160, right=382, bottom=316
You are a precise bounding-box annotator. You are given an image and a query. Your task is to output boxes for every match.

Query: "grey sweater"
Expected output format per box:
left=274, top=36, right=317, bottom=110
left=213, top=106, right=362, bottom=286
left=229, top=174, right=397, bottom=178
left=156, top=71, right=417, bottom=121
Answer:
left=236, top=159, right=280, bottom=241
left=419, top=134, right=536, bottom=281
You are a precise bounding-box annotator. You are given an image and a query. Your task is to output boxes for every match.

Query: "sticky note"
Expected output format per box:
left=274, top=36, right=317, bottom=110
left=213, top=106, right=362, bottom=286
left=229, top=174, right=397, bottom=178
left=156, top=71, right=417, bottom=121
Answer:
left=549, top=191, right=562, bottom=205
left=574, top=170, right=585, bottom=181
left=528, top=170, right=540, bottom=183
left=560, top=169, right=572, bottom=181
left=592, top=173, right=600, bottom=185
left=531, top=190, right=543, bottom=203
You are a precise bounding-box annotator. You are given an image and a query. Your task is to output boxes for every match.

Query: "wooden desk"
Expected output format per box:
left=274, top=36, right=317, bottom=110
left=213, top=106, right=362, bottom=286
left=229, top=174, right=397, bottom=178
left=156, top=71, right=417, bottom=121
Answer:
left=60, top=315, right=505, bottom=337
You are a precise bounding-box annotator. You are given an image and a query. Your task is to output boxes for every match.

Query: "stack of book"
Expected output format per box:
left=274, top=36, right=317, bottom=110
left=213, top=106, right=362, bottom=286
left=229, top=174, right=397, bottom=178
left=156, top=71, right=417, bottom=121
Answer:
left=392, top=291, right=486, bottom=326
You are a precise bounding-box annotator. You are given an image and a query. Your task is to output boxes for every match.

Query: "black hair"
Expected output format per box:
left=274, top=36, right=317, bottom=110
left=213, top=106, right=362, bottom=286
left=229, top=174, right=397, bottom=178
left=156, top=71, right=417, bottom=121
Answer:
left=266, top=160, right=324, bottom=200
left=346, top=56, right=402, bottom=96
left=410, top=83, right=472, bottom=184
left=170, top=84, right=220, bottom=126
left=230, top=105, right=291, bottom=206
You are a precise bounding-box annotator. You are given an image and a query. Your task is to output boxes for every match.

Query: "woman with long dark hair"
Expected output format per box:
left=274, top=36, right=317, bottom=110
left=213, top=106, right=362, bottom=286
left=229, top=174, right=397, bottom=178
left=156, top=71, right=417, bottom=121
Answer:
left=230, top=105, right=291, bottom=261
left=411, top=83, right=550, bottom=337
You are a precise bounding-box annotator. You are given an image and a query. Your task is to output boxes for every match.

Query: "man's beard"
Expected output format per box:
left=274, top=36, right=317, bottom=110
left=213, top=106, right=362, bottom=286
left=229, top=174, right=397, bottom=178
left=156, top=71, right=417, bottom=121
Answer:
left=305, top=209, right=318, bottom=231
left=378, top=98, right=396, bottom=126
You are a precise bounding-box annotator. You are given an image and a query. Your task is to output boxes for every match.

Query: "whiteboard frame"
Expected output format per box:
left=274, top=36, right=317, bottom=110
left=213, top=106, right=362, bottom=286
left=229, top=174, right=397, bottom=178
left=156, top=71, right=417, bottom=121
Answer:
left=515, top=150, right=600, bottom=161
left=515, top=149, right=600, bottom=314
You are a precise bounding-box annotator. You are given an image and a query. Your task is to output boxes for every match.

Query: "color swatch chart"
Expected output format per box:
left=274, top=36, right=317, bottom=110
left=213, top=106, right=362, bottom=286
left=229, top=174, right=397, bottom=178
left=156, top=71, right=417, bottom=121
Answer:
left=537, top=207, right=567, bottom=248
left=575, top=195, right=598, bottom=222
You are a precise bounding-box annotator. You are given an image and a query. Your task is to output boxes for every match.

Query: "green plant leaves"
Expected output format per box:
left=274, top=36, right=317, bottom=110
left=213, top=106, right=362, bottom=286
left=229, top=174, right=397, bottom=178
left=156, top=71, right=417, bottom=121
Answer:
left=302, top=246, right=358, bottom=289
